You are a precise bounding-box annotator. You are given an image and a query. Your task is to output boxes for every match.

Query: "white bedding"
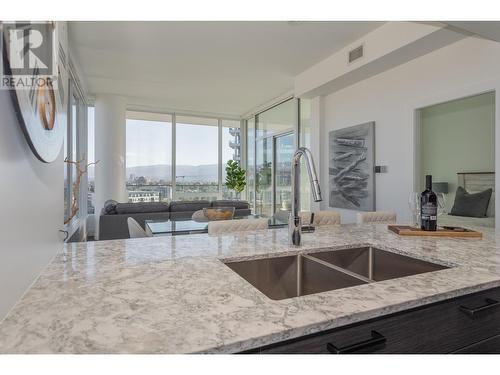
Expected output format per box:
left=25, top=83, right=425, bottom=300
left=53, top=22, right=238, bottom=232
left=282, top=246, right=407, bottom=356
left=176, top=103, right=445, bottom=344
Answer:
left=438, top=172, right=496, bottom=229
left=438, top=213, right=495, bottom=229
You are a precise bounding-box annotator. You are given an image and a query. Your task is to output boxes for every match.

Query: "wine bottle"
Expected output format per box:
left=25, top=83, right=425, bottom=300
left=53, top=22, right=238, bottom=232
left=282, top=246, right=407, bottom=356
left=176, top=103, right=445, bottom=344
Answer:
left=421, top=175, right=437, bottom=231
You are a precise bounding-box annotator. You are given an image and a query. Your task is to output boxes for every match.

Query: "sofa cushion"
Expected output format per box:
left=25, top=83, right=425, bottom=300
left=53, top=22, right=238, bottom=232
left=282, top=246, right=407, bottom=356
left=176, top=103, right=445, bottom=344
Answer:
left=115, top=202, right=170, bottom=215
left=103, top=199, right=118, bottom=215
left=169, top=200, right=210, bottom=212
left=212, top=200, right=250, bottom=209
left=450, top=187, right=492, bottom=218
left=99, top=212, right=170, bottom=240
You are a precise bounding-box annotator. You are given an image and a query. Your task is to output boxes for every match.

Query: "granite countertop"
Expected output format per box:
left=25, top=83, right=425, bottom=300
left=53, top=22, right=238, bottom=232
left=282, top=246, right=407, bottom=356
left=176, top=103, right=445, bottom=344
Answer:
left=1, top=224, right=500, bottom=353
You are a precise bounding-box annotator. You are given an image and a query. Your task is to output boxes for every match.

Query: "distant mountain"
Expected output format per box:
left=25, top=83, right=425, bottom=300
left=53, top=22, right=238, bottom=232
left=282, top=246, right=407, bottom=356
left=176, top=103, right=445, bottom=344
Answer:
left=87, top=164, right=219, bottom=182
left=126, top=164, right=218, bottom=183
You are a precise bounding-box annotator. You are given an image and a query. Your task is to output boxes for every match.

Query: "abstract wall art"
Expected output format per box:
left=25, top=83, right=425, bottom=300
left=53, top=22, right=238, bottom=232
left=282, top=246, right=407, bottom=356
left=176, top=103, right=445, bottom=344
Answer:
left=329, top=121, right=375, bottom=211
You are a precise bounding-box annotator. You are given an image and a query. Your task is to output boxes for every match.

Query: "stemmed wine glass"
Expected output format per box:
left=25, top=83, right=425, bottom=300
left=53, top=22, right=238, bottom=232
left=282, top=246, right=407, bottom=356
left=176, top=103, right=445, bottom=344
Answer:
left=436, top=192, right=446, bottom=217
left=408, top=192, right=421, bottom=227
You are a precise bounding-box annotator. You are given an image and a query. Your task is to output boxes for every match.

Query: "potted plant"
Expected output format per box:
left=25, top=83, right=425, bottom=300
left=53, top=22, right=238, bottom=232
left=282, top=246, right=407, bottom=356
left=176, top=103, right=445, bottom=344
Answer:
left=225, top=160, right=246, bottom=199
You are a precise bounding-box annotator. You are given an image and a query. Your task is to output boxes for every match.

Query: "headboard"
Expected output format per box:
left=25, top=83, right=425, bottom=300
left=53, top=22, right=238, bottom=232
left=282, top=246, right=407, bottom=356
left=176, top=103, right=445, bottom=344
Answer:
left=457, top=172, right=495, bottom=217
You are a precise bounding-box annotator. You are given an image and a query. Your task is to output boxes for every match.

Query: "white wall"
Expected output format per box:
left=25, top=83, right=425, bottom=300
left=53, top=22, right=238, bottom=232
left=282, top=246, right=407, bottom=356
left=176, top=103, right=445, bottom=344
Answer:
left=315, top=37, right=500, bottom=225
left=0, top=91, right=63, bottom=320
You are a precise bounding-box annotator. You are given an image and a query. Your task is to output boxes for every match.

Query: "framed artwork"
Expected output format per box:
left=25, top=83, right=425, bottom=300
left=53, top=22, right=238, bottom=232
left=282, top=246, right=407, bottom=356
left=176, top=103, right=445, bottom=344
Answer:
left=329, top=121, right=375, bottom=211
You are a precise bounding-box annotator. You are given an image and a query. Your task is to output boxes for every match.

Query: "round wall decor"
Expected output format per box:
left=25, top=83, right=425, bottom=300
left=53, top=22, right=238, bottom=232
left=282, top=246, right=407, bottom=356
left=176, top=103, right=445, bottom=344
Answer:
left=2, top=22, right=65, bottom=163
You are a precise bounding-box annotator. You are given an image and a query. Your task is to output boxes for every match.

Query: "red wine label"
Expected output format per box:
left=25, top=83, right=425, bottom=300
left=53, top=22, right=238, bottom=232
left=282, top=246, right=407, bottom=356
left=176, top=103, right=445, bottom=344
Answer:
left=422, top=203, right=437, bottom=220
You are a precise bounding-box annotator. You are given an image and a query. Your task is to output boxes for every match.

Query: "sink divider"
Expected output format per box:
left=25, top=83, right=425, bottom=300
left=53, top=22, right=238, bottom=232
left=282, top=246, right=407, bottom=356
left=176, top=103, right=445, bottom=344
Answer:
left=302, top=254, right=373, bottom=284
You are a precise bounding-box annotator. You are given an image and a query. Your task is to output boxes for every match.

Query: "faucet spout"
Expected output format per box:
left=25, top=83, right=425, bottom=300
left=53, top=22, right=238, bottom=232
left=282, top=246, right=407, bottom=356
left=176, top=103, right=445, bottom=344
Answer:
left=289, top=147, right=322, bottom=246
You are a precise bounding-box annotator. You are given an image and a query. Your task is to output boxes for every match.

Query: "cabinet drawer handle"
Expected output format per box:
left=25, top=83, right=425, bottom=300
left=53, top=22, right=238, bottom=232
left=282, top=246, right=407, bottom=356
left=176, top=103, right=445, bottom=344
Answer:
left=326, top=330, right=386, bottom=354
left=460, top=298, right=500, bottom=317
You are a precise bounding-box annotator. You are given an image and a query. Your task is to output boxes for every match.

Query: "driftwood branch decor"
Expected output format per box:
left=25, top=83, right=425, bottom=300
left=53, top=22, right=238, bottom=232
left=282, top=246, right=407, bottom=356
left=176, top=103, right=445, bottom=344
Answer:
left=64, top=156, right=99, bottom=225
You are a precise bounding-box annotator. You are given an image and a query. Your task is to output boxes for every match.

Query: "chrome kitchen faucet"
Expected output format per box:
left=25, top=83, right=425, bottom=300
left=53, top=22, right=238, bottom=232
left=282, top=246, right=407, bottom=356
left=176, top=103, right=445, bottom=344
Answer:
left=288, top=147, right=322, bottom=246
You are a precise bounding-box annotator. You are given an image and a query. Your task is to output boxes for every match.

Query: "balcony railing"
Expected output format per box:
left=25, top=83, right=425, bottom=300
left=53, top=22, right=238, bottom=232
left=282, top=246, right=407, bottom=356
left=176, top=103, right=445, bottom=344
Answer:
left=126, top=183, right=229, bottom=202
left=126, top=184, right=173, bottom=202
left=175, top=183, right=218, bottom=192
left=229, top=140, right=240, bottom=148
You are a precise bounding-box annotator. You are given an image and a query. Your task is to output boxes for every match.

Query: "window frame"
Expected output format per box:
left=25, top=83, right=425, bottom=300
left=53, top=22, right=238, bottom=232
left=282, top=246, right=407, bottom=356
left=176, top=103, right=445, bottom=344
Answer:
left=244, top=97, right=310, bottom=214
left=64, top=77, right=89, bottom=237
left=125, top=110, right=244, bottom=202
left=87, top=106, right=95, bottom=214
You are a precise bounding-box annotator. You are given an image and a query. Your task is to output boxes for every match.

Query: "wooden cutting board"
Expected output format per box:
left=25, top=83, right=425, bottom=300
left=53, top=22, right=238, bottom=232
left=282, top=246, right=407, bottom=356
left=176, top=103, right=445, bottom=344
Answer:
left=388, top=225, right=482, bottom=238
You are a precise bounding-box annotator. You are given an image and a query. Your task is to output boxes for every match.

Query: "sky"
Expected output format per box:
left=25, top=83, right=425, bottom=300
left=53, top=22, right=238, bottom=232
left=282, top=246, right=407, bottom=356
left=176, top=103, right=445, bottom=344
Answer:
left=87, top=107, right=238, bottom=167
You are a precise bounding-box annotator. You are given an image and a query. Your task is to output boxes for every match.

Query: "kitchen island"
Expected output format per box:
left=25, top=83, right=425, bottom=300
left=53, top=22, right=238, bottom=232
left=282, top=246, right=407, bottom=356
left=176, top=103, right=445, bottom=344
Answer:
left=1, top=224, right=500, bottom=353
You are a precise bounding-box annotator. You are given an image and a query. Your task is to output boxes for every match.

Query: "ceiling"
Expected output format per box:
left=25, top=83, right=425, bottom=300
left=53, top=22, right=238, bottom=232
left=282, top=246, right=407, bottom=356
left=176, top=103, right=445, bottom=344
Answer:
left=69, top=21, right=384, bottom=118
left=446, top=22, right=500, bottom=43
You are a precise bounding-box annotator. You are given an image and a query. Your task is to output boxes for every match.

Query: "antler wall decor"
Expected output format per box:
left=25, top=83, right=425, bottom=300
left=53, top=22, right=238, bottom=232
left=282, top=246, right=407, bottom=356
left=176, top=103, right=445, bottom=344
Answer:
left=64, top=156, right=99, bottom=225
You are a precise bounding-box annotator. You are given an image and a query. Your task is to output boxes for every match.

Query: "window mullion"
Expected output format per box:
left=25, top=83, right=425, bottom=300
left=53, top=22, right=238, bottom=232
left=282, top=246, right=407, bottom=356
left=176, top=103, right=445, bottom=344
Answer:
left=172, top=113, right=176, bottom=202
left=218, top=118, right=223, bottom=200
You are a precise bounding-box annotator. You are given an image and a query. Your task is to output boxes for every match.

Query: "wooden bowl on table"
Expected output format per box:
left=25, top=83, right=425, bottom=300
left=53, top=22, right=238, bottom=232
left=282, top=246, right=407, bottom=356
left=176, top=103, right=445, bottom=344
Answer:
left=203, top=207, right=235, bottom=221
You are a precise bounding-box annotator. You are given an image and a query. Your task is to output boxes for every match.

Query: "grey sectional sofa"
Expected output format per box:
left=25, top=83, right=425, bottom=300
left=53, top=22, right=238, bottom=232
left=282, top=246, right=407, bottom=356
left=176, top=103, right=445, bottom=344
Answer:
left=98, top=200, right=251, bottom=240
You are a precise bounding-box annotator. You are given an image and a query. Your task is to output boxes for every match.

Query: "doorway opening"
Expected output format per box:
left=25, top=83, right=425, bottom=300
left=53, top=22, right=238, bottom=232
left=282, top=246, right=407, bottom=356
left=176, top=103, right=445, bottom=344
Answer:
left=415, top=91, right=495, bottom=228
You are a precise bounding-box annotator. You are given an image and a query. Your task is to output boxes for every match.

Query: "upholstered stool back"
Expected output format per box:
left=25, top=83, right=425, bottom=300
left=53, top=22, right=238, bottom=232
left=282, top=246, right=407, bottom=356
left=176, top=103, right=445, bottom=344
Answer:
left=300, top=211, right=341, bottom=226
left=356, top=211, right=396, bottom=224
left=208, top=218, right=268, bottom=235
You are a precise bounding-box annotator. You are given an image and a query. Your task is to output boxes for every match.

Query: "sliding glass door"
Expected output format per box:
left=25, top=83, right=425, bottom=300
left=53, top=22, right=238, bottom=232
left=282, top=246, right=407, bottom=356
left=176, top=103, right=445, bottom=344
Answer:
left=246, top=117, right=256, bottom=208
left=253, top=99, right=296, bottom=217
left=275, top=133, right=294, bottom=213
left=246, top=98, right=316, bottom=216
left=255, top=138, right=273, bottom=217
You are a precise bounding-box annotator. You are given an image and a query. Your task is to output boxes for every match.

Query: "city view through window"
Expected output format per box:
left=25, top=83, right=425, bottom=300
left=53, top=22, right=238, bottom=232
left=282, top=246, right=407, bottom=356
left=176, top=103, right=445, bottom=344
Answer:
left=125, top=113, right=241, bottom=204
left=86, top=111, right=242, bottom=212
left=126, top=114, right=173, bottom=203
left=87, top=101, right=308, bottom=218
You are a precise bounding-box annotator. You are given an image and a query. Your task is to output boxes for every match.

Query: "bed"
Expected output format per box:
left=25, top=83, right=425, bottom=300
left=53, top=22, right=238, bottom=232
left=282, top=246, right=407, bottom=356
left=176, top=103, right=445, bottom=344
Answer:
left=439, top=172, right=495, bottom=229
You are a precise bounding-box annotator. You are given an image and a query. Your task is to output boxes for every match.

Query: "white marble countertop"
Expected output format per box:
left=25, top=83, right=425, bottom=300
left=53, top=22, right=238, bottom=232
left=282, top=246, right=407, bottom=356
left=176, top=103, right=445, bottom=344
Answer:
left=1, top=223, right=500, bottom=353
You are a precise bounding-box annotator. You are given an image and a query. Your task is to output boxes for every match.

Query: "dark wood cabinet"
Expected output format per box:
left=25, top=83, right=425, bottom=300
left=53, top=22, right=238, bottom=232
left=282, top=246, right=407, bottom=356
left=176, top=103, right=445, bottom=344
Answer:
left=243, top=287, right=500, bottom=354
left=453, top=334, right=500, bottom=353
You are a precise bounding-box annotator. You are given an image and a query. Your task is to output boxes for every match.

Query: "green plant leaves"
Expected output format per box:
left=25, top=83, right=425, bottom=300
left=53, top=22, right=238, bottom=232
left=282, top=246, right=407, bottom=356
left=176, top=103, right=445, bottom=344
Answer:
left=225, top=160, right=246, bottom=194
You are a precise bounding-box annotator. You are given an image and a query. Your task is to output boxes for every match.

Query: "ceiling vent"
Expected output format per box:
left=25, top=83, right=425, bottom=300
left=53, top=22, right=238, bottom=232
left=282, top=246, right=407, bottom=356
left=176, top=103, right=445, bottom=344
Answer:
left=348, top=45, right=364, bottom=63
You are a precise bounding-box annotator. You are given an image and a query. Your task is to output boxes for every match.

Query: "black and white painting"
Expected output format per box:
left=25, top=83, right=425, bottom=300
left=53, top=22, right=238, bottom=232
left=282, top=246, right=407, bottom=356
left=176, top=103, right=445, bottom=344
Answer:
left=329, top=122, right=375, bottom=211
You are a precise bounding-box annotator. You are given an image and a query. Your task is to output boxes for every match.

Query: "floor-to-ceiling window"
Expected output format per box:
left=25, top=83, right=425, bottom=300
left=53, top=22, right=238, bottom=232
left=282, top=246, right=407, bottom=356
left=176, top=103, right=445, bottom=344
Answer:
left=87, top=107, right=95, bottom=214
left=255, top=137, right=273, bottom=216
left=63, top=91, right=79, bottom=223
left=125, top=111, right=242, bottom=202
left=246, top=117, right=256, bottom=207
left=222, top=119, right=242, bottom=199
left=64, top=80, right=86, bottom=226
left=175, top=115, right=219, bottom=201
left=63, top=108, right=70, bottom=222
left=299, top=98, right=312, bottom=211
left=126, top=112, right=173, bottom=203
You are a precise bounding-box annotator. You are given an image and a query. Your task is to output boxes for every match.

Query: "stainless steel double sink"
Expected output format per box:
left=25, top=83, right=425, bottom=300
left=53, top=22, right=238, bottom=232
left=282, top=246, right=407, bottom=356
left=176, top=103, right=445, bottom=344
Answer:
left=223, top=247, right=448, bottom=300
